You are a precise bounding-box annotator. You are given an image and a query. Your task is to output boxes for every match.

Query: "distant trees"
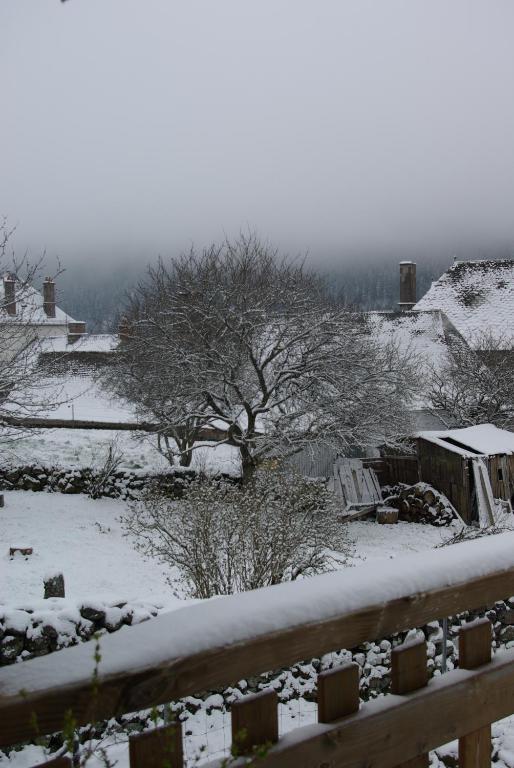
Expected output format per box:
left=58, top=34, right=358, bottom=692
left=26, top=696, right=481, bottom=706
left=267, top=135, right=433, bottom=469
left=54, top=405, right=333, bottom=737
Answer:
left=122, top=472, right=351, bottom=598
left=428, top=332, right=514, bottom=429
left=108, top=234, right=418, bottom=478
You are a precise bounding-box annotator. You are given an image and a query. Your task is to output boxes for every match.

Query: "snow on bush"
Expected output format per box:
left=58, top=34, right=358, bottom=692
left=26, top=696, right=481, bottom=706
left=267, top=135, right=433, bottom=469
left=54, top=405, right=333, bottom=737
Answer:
left=121, top=471, right=351, bottom=598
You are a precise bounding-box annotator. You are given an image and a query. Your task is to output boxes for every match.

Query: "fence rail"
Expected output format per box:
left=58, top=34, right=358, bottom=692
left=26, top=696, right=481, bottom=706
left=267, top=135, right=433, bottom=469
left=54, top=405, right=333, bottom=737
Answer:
left=4, top=533, right=514, bottom=766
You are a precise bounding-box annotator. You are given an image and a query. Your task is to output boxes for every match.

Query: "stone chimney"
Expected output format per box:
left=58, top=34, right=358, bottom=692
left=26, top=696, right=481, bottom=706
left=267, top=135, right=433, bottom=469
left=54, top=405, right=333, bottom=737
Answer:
left=399, top=261, right=416, bottom=311
left=118, top=316, right=131, bottom=343
left=67, top=321, right=87, bottom=345
left=43, top=277, right=56, bottom=318
left=3, top=274, right=16, bottom=316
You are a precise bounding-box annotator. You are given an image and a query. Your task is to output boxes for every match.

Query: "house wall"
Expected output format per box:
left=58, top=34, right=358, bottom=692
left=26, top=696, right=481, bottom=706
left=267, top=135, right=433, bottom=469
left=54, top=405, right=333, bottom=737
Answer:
left=417, top=438, right=472, bottom=523
left=0, top=323, right=68, bottom=362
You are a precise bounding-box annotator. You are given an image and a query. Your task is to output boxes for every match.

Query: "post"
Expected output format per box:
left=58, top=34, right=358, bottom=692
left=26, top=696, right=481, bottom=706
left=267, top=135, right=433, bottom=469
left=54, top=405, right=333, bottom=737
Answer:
left=231, top=689, right=278, bottom=757
left=391, top=638, right=429, bottom=767
left=44, top=572, right=65, bottom=599
left=129, top=722, right=183, bottom=768
left=318, top=662, right=360, bottom=723
left=458, top=619, right=492, bottom=768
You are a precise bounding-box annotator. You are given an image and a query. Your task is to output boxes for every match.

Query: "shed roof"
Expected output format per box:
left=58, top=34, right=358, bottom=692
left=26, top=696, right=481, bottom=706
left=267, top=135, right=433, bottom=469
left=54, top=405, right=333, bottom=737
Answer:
left=416, top=424, right=514, bottom=457
left=414, top=259, right=514, bottom=350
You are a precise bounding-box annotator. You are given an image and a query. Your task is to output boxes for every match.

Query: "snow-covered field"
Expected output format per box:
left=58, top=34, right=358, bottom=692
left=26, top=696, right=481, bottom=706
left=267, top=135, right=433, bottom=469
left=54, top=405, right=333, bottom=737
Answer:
left=1, top=428, right=241, bottom=474
left=1, top=490, right=514, bottom=767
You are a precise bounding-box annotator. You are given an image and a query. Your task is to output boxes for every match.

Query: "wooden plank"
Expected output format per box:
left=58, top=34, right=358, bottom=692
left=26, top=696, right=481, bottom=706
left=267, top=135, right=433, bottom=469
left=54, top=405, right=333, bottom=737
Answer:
left=391, top=639, right=428, bottom=695
left=391, top=640, right=429, bottom=768
left=458, top=619, right=492, bottom=768
left=4, top=561, right=514, bottom=747
left=129, top=722, right=183, bottom=768
left=31, top=757, right=72, bottom=768
left=318, top=662, right=359, bottom=723
left=231, top=690, right=278, bottom=756
left=206, top=648, right=514, bottom=768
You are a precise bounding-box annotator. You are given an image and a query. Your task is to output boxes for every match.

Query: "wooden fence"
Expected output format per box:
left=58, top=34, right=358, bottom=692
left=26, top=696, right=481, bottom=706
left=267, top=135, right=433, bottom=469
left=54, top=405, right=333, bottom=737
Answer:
left=3, top=535, right=514, bottom=767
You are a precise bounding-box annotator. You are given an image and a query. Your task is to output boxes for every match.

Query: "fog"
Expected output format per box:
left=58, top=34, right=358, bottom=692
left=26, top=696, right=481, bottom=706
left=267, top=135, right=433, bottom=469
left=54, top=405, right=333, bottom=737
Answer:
left=2, top=1, right=514, bottom=269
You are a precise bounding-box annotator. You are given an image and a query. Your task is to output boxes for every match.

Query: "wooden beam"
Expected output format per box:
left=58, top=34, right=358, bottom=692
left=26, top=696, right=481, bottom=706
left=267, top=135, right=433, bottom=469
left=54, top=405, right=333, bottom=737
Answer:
left=207, top=648, right=514, bottom=768
left=458, top=619, right=492, bottom=768
left=31, top=757, right=72, bottom=768
left=3, top=563, right=514, bottom=747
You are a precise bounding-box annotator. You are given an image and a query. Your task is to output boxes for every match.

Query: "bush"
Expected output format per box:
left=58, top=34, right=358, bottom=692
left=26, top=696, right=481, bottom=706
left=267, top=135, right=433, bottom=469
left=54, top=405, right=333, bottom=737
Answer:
left=122, top=471, right=350, bottom=598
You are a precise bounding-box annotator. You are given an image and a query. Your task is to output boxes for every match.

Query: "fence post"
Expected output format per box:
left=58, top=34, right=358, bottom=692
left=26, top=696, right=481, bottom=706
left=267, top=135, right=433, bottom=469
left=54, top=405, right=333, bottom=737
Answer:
left=318, top=662, right=360, bottom=723
left=231, top=689, right=278, bottom=757
left=391, top=638, right=429, bottom=768
left=129, top=721, right=183, bottom=768
left=458, top=618, right=492, bottom=768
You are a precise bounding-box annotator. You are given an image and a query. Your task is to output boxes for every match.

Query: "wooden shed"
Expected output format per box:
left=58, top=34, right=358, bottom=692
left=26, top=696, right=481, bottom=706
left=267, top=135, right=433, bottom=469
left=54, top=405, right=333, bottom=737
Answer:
left=415, top=424, right=514, bottom=525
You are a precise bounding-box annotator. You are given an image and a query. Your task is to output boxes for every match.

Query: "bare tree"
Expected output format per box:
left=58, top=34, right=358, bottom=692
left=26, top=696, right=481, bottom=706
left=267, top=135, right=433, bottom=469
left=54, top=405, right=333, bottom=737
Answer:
left=0, top=220, right=63, bottom=444
left=108, top=234, right=417, bottom=478
left=122, top=471, right=351, bottom=598
left=427, top=331, right=514, bottom=429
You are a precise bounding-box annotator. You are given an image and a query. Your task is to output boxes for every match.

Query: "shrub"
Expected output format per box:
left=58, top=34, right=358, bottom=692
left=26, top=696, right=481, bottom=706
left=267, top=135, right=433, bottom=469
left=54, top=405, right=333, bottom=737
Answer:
left=122, top=471, right=350, bottom=598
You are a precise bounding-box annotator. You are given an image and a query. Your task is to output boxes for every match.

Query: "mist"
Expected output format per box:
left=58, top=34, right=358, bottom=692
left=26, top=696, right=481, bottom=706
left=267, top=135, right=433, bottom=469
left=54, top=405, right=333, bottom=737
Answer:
left=2, top=0, right=514, bottom=272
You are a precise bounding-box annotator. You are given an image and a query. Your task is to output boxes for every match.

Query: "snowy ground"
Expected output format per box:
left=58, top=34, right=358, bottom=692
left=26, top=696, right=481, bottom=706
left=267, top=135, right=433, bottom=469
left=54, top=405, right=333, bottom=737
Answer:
left=0, top=491, right=184, bottom=609
left=1, top=428, right=241, bottom=474
left=1, top=490, right=512, bottom=767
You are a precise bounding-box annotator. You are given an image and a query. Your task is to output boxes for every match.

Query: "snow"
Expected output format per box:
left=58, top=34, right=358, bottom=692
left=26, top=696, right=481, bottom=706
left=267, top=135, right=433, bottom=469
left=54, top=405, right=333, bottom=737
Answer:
left=417, top=423, right=514, bottom=456
left=367, top=310, right=455, bottom=408
left=414, top=259, right=514, bottom=350
left=34, top=374, right=138, bottom=423
left=40, top=334, right=119, bottom=353
left=0, top=427, right=241, bottom=474
left=0, top=491, right=184, bottom=608
left=3, top=527, right=514, bottom=698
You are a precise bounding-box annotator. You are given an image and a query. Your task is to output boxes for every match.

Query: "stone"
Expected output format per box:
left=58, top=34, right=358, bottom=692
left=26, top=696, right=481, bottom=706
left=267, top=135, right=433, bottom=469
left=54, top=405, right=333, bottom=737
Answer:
left=44, top=573, right=65, bottom=599
left=500, top=626, right=514, bottom=643
left=1, top=635, right=24, bottom=664
left=25, top=634, right=51, bottom=657
left=80, top=606, right=106, bottom=625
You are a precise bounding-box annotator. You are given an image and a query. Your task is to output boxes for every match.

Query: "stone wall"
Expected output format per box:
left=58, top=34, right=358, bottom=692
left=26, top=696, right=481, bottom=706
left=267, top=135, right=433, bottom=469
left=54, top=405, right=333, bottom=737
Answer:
left=0, top=465, right=196, bottom=500
left=0, top=599, right=159, bottom=666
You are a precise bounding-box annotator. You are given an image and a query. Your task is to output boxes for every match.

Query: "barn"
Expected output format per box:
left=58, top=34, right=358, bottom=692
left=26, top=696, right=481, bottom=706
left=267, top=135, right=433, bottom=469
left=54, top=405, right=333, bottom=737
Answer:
left=415, top=424, right=514, bottom=525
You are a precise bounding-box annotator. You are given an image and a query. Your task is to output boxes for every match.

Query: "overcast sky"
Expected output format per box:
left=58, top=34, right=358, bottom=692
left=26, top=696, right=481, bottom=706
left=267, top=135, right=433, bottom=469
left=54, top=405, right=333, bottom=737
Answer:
left=2, top=1, right=514, bottom=269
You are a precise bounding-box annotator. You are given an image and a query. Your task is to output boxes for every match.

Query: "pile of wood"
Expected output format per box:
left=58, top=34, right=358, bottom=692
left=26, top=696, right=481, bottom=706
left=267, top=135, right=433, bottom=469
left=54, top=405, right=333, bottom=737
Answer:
left=383, top=482, right=458, bottom=526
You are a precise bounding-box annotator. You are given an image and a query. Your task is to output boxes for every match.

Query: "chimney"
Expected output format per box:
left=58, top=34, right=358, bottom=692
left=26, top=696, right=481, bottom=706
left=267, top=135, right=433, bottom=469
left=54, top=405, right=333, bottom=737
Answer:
left=399, top=261, right=416, bottom=311
left=67, top=321, right=87, bottom=345
left=43, top=277, right=56, bottom=318
left=3, top=274, right=16, bottom=316
left=118, top=316, right=130, bottom=343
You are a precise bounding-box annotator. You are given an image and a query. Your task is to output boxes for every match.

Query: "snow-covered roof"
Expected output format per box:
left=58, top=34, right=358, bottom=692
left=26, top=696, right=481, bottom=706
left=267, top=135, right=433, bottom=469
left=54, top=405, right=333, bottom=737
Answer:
left=414, top=259, right=514, bottom=350
left=416, top=424, right=514, bottom=457
left=40, top=334, right=119, bottom=354
left=367, top=309, right=466, bottom=408
left=0, top=280, right=78, bottom=326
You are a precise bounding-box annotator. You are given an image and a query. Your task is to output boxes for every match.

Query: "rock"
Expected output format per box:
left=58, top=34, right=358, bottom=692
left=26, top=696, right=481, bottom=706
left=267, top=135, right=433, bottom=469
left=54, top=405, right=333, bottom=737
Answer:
left=25, top=634, right=51, bottom=657
left=80, top=606, right=106, bottom=625
left=500, top=626, right=514, bottom=643
left=44, top=573, right=65, bottom=599
left=1, top=635, right=24, bottom=664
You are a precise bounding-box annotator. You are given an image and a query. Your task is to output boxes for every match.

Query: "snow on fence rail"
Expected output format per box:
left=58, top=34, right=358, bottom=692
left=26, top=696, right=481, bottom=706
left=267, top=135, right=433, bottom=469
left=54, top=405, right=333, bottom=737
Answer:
left=4, top=534, right=514, bottom=765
